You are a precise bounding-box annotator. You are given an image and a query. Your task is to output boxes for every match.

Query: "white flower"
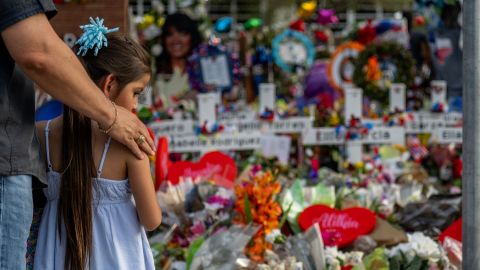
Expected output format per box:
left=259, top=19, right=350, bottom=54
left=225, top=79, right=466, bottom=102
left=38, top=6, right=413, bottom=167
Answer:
left=216, top=187, right=233, bottom=200
left=408, top=232, right=442, bottom=260
left=203, top=202, right=224, bottom=212
left=388, top=232, right=442, bottom=263
left=325, top=247, right=344, bottom=269
left=387, top=243, right=416, bottom=262
left=265, top=229, right=282, bottom=244
left=345, top=251, right=364, bottom=265
left=151, top=44, right=162, bottom=56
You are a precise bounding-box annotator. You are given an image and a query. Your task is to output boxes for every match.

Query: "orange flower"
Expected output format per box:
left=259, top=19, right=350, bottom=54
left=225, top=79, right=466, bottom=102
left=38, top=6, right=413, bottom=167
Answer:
left=366, top=56, right=381, bottom=82
left=234, top=170, right=283, bottom=261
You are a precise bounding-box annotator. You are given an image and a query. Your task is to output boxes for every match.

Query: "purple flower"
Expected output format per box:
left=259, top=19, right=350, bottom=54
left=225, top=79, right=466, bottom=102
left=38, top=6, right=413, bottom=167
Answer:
left=207, top=195, right=231, bottom=207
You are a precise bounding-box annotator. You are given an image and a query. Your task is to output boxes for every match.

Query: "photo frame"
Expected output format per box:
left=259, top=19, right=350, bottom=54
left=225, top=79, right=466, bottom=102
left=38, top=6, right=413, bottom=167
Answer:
left=188, top=44, right=240, bottom=93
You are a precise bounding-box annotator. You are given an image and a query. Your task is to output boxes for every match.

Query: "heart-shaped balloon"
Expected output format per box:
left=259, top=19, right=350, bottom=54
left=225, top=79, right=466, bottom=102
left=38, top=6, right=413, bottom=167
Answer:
left=298, top=205, right=376, bottom=247
left=167, top=151, right=237, bottom=188
left=289, top=19, right=306, bottom=32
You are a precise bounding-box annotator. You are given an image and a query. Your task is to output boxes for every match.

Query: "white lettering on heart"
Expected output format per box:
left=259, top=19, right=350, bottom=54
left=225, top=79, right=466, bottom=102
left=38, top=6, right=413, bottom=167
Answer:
left=314, top=213, right=360, bottom=230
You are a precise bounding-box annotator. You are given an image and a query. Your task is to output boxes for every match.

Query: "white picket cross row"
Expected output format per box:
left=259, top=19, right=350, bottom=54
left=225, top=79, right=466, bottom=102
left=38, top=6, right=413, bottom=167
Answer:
left=150, top=80, right=462, bottom=156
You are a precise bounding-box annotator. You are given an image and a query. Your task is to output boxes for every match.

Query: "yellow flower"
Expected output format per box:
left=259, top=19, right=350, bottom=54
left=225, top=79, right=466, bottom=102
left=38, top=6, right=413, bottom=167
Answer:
left=139, top=14, right=155, bottom=30
left=156, top=17, right=165, bottom=27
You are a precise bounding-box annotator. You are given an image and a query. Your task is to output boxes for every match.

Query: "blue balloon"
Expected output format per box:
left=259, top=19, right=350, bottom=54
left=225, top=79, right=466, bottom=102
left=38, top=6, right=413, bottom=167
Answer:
left=215, top=17, right=233, bottom=33
left=375, top=20, right=395, bottom=35
left=449, top=96, right=462, bottom=112
left=35, top=100, right=63, bottom=122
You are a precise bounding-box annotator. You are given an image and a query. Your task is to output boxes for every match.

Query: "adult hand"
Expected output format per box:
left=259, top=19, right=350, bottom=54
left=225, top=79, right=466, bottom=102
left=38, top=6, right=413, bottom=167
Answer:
left=108, top=105, right=155, bottom=159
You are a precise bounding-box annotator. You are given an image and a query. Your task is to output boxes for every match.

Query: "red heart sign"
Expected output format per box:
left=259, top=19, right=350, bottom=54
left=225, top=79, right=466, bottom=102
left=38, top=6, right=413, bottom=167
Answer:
left=439, top=218, right=462, bottom=244
left=167, top=151, right=237, bottom=188
left=298, top=205, right=376, bottom=247
left=155, top=137, right=171, bottom=191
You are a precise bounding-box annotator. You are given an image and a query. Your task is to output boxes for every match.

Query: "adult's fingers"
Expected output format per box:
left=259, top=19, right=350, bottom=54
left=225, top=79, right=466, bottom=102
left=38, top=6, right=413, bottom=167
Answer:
left=123, top=135, right=146, bottom=160
left=109, top=107, right=151, bottom=159
left=133, top=118, right=155, bottom=154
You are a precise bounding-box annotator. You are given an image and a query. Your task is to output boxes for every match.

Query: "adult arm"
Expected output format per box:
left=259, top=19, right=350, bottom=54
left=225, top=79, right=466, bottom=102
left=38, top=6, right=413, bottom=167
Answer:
left=1, top=13, right=154, bottom=158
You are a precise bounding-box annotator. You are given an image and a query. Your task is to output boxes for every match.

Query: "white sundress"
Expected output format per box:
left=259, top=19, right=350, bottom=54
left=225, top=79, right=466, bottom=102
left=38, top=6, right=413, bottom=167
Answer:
left=34, top=120, right=155, bottom=270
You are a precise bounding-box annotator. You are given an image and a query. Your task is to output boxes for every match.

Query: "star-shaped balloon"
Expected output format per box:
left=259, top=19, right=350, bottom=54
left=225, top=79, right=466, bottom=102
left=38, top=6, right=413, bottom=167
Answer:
left=317, top=9, right=338, bottom=25
left=298, top=1, right=317, bottom=19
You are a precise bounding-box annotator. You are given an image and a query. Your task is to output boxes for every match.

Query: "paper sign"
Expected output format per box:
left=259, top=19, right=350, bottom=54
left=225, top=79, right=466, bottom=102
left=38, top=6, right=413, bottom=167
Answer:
left=434, top=128, right=462, bottom=144
left=149, top=120, right=195, bottom=136
left=304, top=223, right=326, bottom=270
left=344, top=88, right=362, bottom=120
left=218, top=110, right=256, bottom=122
left=260, top=135, right=291, bottom=165
left=168, top=133, right=262, bottom=153
left=233, top=117, right=312, bottom=134
left=405, top=120, right=445, bottom=134
left=259, top=83, right=276, bottom=113
left=200, top=54, right=231, bottom=88
left=302, top=128, right=344, bottom=145
left=405, top=112, right=448, bottom=134
left=197, top=93, right=218, bottom=125
left=431, top=80, right=447, bottom=105
left=303, top=127, right=404, bottom=146
left=363, top=127, right=405, bottom=145
left=405, top=112, right=462, bottom=134
left=390, top=83, right=406, bottom=112
left=443, top=112, right=463, bottom=126
left=267, top=117, right=312, bottom=133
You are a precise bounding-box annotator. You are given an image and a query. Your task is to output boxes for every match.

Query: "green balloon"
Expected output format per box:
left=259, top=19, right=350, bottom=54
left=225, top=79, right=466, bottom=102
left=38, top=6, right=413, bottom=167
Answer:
left=244, top=18, right=262, bottom=30
left=137, top=107, right=152, bottom=122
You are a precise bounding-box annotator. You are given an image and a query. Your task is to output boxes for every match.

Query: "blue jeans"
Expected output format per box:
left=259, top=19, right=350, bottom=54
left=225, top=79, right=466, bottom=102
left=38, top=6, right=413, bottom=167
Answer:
left=0, top=175, right=32, bottom=270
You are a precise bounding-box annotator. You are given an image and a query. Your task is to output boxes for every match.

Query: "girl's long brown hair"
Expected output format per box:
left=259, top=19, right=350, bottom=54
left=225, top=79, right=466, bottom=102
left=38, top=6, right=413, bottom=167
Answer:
left=59, top=33, right=151, bottom=270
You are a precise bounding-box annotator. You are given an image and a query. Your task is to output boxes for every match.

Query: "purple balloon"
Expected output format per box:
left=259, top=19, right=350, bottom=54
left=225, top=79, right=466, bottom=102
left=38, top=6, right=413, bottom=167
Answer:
left=304, top=62, right=336, bottom=101
left=317, top=9, right=339, bottom=25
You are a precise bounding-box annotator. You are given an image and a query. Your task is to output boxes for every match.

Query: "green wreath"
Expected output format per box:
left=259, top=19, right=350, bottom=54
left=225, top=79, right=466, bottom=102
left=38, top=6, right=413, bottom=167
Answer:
left=353, top=42, right=415, bottom=105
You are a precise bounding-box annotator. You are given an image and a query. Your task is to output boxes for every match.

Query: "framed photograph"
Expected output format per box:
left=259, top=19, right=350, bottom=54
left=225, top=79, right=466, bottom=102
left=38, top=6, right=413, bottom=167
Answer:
left=188, top=44, right=239, bottom=93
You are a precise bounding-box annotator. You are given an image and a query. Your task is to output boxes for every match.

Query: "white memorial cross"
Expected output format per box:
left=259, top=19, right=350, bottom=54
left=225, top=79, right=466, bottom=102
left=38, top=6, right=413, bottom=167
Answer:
left=259, top=83, right=276, bottom=114
left=344, top=88, right=363, bottom=163
left=197, top=92, right=220, bottom=126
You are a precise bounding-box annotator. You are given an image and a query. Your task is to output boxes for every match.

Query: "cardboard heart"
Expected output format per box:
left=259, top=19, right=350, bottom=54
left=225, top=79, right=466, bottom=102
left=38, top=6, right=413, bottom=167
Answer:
left=167, top=151, right=237, bottom=188
left=298, top=205, right=376, bottom=247
left=368, top=217, right=407, bottom=246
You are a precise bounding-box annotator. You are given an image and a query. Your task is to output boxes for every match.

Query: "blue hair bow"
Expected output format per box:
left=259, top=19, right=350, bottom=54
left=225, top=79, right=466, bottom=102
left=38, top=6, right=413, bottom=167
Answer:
left=76, top=17, right=119, bottom=56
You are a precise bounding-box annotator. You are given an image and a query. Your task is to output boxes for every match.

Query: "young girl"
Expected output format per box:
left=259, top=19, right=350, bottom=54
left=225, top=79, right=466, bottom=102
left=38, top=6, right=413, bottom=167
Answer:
left=33, top=29, right=161, bottom=270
